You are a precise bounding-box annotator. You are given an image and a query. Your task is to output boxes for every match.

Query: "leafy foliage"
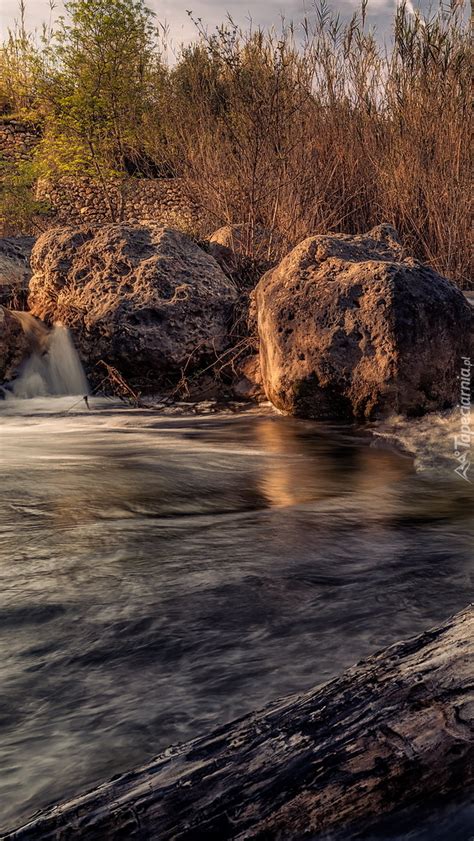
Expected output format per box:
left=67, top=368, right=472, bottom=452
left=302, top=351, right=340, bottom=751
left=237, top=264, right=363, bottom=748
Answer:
left=0, top=157, right=50, bottom=234
left=42, top=1, right=160, bottom=173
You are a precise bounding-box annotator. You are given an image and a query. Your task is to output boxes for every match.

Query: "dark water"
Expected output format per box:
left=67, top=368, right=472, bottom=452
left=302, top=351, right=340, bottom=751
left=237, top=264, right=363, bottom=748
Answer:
left=0, top=398, right=472, bottom=834
left=318, top=797, right=474, bottom=840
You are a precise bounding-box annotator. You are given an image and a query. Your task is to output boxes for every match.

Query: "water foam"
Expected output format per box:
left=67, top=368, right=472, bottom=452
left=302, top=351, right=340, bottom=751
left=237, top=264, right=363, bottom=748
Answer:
left=373, top=407, right=474, bottom=479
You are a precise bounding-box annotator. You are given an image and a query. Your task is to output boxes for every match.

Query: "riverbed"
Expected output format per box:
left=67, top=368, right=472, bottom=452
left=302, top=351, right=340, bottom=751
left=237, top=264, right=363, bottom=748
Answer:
left=0, top=398, right=472, bottom=835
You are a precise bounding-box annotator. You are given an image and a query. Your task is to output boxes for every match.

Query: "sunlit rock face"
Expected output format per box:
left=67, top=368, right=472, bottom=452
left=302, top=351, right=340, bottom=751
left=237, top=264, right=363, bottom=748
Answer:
left=255, top=225, right=472, bottom=420
left=28, top=224, right=238, bottom=388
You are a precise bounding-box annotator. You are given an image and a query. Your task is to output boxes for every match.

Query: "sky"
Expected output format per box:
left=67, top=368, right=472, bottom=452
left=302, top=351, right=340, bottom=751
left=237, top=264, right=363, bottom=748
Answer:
left=0, top=0, right=433, bottom=52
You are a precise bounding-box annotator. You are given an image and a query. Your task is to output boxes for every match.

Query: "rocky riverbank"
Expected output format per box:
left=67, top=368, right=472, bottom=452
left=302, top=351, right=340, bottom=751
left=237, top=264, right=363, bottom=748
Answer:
left=1, top=222, right=472, bottom=416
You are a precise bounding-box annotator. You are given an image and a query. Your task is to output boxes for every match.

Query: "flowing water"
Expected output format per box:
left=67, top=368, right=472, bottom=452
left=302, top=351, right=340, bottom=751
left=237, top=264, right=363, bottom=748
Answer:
left=0, top=393, right=473, bottom=836
left=5, top=312, right=89, bottom=399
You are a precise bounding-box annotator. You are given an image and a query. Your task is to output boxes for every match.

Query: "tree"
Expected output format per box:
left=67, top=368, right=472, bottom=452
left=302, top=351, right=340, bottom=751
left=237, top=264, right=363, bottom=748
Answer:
left=0, top=1, right=42, bottom=116
left=39, top=0, right=161, bottom=219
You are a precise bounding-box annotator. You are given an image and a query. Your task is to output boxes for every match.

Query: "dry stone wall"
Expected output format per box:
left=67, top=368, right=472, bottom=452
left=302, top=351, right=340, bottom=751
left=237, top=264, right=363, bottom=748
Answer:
left=35, top=177, right=205, bottom=232
left=0, top=118, right=41, bottom=163
left=1, top=120, right=206, bottom=235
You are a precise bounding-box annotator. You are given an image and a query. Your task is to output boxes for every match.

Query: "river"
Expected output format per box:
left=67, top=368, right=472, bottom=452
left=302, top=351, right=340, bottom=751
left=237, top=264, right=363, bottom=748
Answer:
left=0, top=397, right=472, bottom=836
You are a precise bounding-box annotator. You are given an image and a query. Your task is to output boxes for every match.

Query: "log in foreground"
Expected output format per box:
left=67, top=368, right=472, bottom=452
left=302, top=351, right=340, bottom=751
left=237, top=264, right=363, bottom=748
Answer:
left=5, top=606, right=474, bottom=841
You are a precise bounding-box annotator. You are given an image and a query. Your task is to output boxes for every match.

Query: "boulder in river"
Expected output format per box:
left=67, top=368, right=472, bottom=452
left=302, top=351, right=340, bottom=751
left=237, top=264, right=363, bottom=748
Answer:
left=255, top=225, right=472, bottom=420
left=232, top=354, right=264, bottom=400
left=28, top=224, right=238, bottom=388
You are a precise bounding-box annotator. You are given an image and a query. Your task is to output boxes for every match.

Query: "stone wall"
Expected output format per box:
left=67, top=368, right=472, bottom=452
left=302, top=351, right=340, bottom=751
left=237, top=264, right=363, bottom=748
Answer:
left=1, top=120, right=207, bottom=236
left=0, top=118, right=41, bottom=163
left=35, top=176, right=206, bottom=233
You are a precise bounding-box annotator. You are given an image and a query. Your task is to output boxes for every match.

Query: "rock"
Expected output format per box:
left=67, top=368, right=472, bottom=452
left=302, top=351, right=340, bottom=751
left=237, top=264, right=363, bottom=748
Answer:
left=209, top=223, right=285, bottom=258
left=232, top=354, right=264, bottom=400
left=255, top=226, right=472, bottom=420
left=28, top=224, right=238, bottom=388
left=207, top=224, right=284, bottom=282
left=209, top=223, right=260, bottom=257
left=0, top=307, right=31, bottom=384
left=0, top=237, right=35, bottom=308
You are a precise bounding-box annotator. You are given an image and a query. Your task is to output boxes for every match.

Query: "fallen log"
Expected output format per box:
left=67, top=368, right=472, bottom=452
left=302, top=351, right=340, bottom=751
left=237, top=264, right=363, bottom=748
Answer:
left=5, top=605, right=474, bottom=841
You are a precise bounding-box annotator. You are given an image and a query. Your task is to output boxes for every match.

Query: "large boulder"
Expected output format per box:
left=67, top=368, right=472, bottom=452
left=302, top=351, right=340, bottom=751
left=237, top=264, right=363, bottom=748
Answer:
left=28, top=224, right=238, bottom=387
left=255, top=225, right=472, bottom=420
left=0, top=307, right=31, bottom=384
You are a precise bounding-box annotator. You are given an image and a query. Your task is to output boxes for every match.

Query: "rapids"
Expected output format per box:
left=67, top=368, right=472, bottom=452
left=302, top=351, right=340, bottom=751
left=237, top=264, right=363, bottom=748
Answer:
left=0, top=397, right=472, bottom=836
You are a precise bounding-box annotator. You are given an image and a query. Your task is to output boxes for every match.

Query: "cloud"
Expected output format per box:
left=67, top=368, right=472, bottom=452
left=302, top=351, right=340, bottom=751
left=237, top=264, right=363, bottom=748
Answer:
left=154, top=0, right=400, bottom=51
left=0, top=0, right=433, bottom=49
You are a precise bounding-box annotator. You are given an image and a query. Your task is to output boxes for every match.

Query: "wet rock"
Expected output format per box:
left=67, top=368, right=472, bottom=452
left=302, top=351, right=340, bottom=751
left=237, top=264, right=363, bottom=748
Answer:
left=28, top=224, right=238, bottom=389
left=255, top=225, right=471, bottom=420
left=0, top=237, right=35, bottom=308
left=233, top=354, right=264, bottom=400
left=0, top=307, right=30, bottom=384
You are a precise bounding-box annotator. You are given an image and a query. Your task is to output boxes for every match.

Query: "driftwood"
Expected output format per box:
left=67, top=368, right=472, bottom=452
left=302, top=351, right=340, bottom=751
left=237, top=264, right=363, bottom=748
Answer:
left=5, top=606, right=474, bottom=841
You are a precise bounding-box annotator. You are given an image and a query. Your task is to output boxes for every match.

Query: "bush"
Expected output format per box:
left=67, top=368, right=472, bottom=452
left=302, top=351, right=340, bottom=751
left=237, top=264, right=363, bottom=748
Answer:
left=0, top=158, right=50, bottom=234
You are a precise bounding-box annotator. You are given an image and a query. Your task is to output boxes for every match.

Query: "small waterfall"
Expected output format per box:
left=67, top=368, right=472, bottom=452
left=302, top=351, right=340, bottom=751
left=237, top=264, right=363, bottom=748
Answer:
left=8, top=312, right=89, bottom=398
left=9, top=309, right=50, bottom=353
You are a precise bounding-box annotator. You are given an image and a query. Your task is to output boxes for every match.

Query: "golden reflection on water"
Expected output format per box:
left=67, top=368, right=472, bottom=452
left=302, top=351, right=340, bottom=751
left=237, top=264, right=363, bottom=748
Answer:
left=255, top=419, right=326, bottom=507
left=255, top=417, right=412, bottom=510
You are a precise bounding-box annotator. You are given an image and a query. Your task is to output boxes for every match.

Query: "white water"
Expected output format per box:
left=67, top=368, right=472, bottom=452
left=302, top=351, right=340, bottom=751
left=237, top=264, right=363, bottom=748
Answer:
left=9, top=320, right=89, bottom=399
left=374, top=407, right=474, bottom=481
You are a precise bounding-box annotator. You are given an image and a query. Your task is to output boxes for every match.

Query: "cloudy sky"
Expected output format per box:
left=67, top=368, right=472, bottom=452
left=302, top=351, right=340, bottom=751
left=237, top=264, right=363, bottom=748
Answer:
left=0, top=0, right=429, bottom=50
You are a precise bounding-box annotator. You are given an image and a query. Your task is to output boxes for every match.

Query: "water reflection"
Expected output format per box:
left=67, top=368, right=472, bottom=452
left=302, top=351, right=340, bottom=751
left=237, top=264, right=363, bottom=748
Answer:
left=0, top=404, right=472, bottom=832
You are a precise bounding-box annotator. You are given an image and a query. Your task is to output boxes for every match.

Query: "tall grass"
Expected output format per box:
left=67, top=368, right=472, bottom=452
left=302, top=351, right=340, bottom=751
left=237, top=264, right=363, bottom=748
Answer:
left=164, top=3, right=472, bottom=286
left=1, top=1, right=472, bottom=286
